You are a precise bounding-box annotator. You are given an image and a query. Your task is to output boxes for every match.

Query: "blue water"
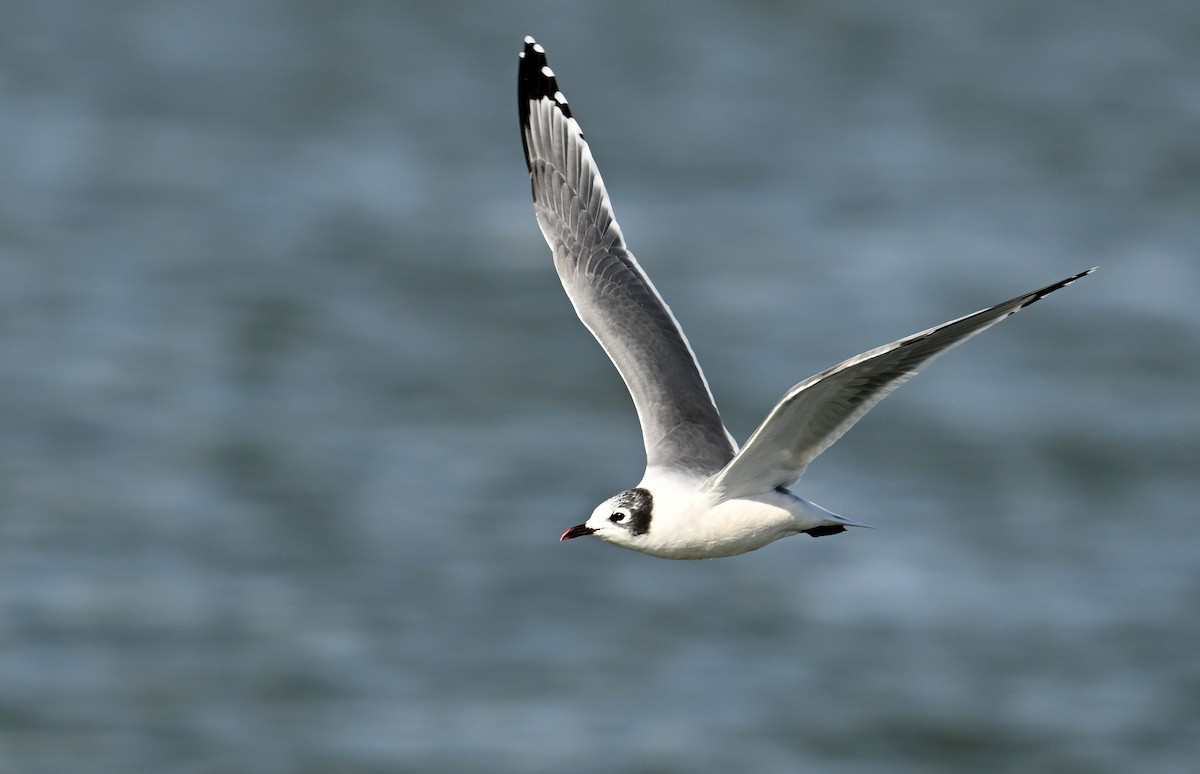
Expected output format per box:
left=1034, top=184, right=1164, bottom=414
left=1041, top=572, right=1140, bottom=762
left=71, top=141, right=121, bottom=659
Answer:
left=2, top=2, right=1199, bottom=771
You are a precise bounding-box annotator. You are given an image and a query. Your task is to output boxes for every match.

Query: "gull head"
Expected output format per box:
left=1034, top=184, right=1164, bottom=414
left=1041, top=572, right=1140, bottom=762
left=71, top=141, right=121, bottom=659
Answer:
left=560, top=487, right=654, bottom=548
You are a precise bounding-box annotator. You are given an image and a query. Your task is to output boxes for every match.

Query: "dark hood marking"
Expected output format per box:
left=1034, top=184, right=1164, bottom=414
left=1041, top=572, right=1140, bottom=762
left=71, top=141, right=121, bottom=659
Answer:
left=615, top=487, right=653, bottom=536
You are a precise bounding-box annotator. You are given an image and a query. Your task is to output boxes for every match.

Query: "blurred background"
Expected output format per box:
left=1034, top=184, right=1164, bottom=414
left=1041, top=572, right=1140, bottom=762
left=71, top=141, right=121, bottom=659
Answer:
left=2, top=1, right=1198, bottom=772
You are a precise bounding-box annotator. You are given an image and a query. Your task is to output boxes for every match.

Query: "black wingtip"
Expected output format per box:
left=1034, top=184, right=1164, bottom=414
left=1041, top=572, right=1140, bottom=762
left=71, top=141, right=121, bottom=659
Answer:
left=803, top=524, right=847, bottom=538
left=519, top=36, right=578, bottom=176
left=518, top=36, right=570, bottom=117
left=1018, top=266, right=1096, bottom=310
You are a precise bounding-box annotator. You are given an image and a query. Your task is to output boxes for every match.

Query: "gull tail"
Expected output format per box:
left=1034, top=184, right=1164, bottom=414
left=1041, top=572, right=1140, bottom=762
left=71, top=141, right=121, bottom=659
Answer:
left=797, top=497, right=873, bottom=538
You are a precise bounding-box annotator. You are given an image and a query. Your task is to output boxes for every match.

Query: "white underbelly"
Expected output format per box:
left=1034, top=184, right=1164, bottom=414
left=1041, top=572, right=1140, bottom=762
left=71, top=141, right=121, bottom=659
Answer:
left=644, top=494, right=801, bottom=559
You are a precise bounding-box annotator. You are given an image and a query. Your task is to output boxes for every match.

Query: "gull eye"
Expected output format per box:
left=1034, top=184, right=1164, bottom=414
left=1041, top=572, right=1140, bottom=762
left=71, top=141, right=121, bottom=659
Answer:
left=609, top=508, right=630, bottom=524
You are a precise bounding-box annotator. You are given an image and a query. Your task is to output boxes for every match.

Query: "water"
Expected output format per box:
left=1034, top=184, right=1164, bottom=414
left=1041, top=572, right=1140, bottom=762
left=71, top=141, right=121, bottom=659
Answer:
left=2, top=2, right=1198, bottom=771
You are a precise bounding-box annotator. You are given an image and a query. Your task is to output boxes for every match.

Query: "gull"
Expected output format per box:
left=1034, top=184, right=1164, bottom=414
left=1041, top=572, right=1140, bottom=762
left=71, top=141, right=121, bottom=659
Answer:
left=518, top=36, right=1092, bottom=560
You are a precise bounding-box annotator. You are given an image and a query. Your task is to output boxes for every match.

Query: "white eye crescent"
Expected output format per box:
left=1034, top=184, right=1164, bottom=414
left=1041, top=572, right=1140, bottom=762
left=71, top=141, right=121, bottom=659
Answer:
left=609, top=508, right=631, bottom=524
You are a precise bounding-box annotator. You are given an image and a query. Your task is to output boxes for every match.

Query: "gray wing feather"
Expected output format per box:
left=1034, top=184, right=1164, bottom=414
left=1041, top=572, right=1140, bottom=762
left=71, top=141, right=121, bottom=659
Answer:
left=710, top=269, right=1094, bottom=498
left=519, top=38, right=735, bottom=475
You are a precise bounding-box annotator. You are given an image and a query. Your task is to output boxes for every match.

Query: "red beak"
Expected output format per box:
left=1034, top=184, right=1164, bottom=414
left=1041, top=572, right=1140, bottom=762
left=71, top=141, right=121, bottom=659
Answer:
left=560, top=524, right=596, bottom=541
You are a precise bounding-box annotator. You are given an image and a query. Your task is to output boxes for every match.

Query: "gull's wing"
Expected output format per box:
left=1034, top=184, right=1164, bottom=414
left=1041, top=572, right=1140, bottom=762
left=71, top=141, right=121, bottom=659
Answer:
left=710, top=269, right=1094, bottom=499
left=519, top=37, right=735, bottom=475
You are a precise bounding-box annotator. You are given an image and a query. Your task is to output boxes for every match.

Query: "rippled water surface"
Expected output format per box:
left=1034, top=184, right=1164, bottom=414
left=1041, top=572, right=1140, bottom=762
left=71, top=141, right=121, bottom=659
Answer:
left=3, top=2, right=1199, bottom=772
